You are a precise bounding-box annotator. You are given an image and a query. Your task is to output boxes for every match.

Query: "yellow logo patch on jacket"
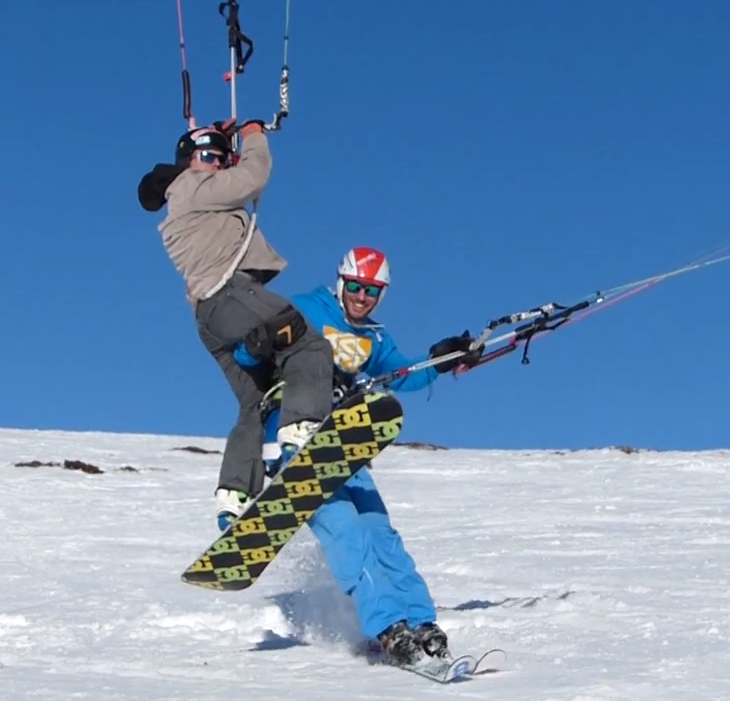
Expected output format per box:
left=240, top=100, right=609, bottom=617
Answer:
left=323, top=326, right=374, bottom=373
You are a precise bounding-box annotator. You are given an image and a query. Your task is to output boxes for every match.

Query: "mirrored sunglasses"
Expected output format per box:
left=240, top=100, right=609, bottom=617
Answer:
left=344, top=279, right=382, bottom=298
left=197, top=150, right=228, bottom=165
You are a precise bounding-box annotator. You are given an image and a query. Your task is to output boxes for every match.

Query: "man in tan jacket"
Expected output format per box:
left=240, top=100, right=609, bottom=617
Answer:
left=138, top=119, right=333, bottom=529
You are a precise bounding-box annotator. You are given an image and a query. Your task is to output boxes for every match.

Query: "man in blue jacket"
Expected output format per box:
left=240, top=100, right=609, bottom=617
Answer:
left=233, top=246, right=482, bottom=666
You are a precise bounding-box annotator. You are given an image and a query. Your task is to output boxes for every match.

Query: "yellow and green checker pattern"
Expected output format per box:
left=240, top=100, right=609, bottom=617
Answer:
left=181, top=391, right=404, bottom=591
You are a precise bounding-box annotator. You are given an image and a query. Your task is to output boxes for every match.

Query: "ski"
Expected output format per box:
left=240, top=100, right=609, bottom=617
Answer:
left=472, top=648, right=507, bottom=675
left=398, top=654, right=477, bottom=683
left=362, top=644, right=506, bottom=683
left=373, top=653, right=477, bottom=684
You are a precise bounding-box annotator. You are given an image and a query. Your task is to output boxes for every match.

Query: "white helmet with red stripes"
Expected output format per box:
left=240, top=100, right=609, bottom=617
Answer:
left=336, top=246, right=391, bottom=311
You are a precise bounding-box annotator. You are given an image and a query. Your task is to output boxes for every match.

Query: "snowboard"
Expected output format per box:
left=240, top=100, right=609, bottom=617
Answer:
left=181, top=390, right=404, bottom=592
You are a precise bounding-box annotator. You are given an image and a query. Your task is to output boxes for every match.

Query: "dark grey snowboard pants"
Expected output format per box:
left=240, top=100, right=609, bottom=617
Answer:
left=195, top=271, right=334, bottom=496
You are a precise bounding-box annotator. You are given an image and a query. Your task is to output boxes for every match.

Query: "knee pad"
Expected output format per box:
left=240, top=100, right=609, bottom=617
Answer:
left=243, top=305, right=307, bottom=361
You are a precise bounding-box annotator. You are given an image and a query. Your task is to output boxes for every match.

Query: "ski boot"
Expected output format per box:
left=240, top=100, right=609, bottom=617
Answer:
left=413, top=622, right=450, bottom=660
left=377, top=621, right=425, bottom=666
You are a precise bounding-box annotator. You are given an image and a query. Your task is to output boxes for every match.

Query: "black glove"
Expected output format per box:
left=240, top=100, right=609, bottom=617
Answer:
left=240, top=119, right=267, bottom=135
left=332, top=368, right=356, bottom=405
left=211, top=118, right=237, bottom=139
left=210, top=119, right=266, bottom=149
left=333, top=367, right=355, bottom=392
left=429, top=330, right=483, bottom=374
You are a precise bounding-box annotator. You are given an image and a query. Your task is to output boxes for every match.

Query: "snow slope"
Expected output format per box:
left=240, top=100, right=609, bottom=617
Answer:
left=1, top=426, right=729, bottom=700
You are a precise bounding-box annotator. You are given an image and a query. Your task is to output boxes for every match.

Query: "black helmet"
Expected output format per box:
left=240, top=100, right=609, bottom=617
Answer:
left=175, top=127, right=232, bottom=166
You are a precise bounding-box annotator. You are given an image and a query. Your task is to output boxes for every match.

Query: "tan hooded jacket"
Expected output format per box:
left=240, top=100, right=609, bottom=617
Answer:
left=158, top=132, right=286, bottom=305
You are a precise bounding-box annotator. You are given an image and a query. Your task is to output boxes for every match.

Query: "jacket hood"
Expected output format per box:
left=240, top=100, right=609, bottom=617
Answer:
left=137, top=163, right=186, bottom=212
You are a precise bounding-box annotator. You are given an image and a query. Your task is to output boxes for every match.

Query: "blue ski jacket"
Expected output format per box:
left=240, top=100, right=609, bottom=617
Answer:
left=234, top=285, right=438, bottom=392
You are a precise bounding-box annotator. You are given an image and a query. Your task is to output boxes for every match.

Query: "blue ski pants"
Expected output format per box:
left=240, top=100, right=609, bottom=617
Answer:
left=263, top=407, right=437, bottom=639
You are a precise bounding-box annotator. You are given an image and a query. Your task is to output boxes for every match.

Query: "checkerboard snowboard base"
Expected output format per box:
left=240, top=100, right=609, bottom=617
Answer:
left=181, top=391, right=404, bottom=591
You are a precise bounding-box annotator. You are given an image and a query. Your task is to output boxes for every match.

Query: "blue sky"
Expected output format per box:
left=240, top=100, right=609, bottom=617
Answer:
left=1, top=0, right=728, bottom=451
